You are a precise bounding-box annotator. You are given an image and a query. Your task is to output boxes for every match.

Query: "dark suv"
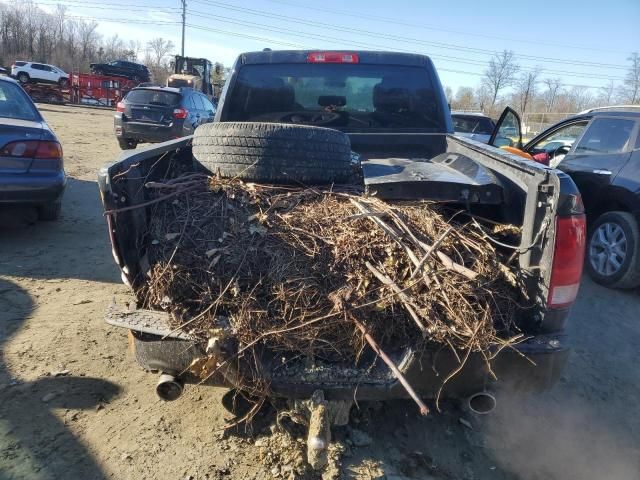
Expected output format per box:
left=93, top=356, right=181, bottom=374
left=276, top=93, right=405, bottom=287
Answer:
left=114, top=86, right=216, bottom=149
left=90, top=60, right=150, bottom=82
left=507, top=107, right=640, bottom=288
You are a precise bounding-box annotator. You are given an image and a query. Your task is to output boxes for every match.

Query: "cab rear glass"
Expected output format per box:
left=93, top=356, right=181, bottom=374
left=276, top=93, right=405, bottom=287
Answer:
left=223, top=64, right=444, bottom=130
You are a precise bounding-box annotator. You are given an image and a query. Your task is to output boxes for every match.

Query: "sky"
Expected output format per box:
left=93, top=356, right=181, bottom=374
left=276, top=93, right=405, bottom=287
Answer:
left=24, top=0, right=640, bottom=93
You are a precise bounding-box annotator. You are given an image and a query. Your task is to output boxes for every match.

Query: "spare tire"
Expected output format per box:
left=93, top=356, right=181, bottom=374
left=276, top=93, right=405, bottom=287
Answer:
left=192, top=122, right=352, bottom=184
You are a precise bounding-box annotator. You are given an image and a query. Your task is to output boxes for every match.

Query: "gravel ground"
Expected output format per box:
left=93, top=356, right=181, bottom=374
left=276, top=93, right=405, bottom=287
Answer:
left=0, top=104, right=639, bottom=480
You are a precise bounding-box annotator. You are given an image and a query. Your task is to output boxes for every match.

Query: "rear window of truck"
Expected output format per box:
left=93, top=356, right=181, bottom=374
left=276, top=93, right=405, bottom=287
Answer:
left=223, top=64, right=444, bottom=130
left=125, top=89, right=181, bottom=107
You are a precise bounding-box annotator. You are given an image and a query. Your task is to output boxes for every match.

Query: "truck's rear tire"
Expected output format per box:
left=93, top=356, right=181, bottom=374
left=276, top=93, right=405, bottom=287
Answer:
left=192, top=122, right=352, bottom=185
left=118, top=138, right=138, bottom=150
left=586, top=211, right=640, bottom=289
left=38, top=201, right=61, bottom=221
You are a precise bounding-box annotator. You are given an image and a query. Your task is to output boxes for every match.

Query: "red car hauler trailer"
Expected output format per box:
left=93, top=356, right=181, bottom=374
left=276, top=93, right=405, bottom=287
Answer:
left=20, top=73, right=137, bottom=107
left=21, top=83, right=68, bottom=104
left=70, top=73, right=137, bottom=107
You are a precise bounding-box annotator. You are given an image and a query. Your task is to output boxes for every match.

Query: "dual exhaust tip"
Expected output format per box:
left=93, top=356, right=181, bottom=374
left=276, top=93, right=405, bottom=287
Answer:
left=467, top=391, right=497, bottom=415
left=155, top=374, right=497, bottom=416
left=156, top=373, right=184, bottom=401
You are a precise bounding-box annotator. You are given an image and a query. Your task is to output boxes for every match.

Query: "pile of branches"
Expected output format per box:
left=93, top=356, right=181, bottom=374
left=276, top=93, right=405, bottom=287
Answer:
left=137, top=173, right=523, bottom=412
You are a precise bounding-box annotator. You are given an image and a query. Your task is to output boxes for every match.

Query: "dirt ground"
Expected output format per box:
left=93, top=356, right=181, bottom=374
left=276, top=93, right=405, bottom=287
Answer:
left=1, top=104, right=639, bottom=480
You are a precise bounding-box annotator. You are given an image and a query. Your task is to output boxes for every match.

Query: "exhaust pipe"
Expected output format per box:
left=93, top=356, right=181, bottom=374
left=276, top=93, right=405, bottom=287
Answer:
left=467, top=392, right=496, bottom=415
left=156, top=373, right=184, bottom=401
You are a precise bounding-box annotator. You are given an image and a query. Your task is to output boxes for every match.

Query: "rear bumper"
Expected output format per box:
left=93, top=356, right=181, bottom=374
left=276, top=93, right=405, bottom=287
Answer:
left=0, top=171, right=66, bottom=205
left=115, top=117, right=189, bottom=143
left=107, top=303, right=569, bottom=400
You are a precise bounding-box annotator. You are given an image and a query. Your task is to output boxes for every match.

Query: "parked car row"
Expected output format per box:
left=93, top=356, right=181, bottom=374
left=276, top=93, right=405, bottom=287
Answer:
left=484, top=106, right=640, bottom=289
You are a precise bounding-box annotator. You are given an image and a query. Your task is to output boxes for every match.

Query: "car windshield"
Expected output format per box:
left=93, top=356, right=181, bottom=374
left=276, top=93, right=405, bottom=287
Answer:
left=0, top=81, right=40, bottom=121
left=452, top=115, right=494, bottom=134
left=223, top=63, right=444, bottom=130
left=125, top=89, right=181, bottom=106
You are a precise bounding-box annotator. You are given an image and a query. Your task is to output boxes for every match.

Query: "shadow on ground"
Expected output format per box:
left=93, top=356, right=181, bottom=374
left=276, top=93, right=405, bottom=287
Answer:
left=0, top=277, right=121, bottom=479
left=0, top=177, right=119, bottom=284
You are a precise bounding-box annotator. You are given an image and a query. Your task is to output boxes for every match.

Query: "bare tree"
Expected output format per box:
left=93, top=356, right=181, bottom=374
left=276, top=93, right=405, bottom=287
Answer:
left=598, top=80, right=616, bottom=106
left=146, top=37, right=175, bottom=68
left=516, top=69, right=540, bottom=115
left=475, top=85, right=492, bottom=112
left=452, top=87, right=476, bottom=111
left=543, top=78, right=563, bottom=112
left=620, top=52, right=640, bottom=104
left=78, top=20, right=99, bottom=64
left=128, top=40, right=143, bottom=61
left=482, top=50, right=519, bottom=109
left=567, top=86, right=594, bottom=112
left=145, top=37, right=175, bottom=83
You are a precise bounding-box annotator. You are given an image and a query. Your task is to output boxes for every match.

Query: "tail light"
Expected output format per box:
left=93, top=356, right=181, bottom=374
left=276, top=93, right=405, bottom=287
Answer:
left=307, top=52, right=359, bottom=63
left=548, top=213, right=586, bottom=308
left=0, top=140, right=63, bottom=170
left=173, top=107, right=188, bottom=119
left=2, top=140, right=61, bottom=158
left=116, top=102, right=126, bottom=112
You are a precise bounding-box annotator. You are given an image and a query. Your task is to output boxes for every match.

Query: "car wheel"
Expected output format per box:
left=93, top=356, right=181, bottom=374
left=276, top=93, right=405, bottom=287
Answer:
left=17, top=72, right=30, bottom=83
left=46, top=93, right=60, bottom=104
left=58, top=77, right=69, bottom=87
left=38, top=202, right=62, bottom=221
left=118, top=138, right=138, bottom=150
left=586, top=211, right=640, bottom=289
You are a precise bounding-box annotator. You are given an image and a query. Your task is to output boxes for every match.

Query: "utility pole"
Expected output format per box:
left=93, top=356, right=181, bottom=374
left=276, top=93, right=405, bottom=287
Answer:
left=181, top=0, right=186, bottom=57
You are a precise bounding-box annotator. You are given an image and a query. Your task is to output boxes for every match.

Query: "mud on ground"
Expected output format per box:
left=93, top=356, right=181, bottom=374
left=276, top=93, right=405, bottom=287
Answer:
left=1, top=104, right=639, bottom=480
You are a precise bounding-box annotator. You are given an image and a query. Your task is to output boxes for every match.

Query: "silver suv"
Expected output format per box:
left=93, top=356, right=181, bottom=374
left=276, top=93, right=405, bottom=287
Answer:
left=11, top=61, right=69, bottom=87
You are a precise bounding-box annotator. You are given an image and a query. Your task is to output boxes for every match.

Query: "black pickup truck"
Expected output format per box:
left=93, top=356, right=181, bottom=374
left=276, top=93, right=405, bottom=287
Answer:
left=98, top=50, right=585, bottom=410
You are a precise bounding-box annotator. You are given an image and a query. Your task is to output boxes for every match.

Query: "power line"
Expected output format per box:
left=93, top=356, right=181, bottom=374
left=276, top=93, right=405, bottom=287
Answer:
left=32, top=0, right=628, bottom=81
left=184, top=7, right=626, bottom=81
left=40, top=0, right=630, bottom=72
left=51, top=11, right=619, bottom=89
left=192, top=0, right=629, bottom=70
left=266, top=0, right=629, bottom=55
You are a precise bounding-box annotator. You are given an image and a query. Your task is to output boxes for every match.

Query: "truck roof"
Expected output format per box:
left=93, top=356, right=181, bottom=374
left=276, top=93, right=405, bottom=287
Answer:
left=239, top=50, right=434, bottom=67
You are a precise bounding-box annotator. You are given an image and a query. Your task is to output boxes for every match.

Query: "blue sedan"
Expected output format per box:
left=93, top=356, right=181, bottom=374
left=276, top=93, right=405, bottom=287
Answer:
left=0, top=76, right=65, bottom=220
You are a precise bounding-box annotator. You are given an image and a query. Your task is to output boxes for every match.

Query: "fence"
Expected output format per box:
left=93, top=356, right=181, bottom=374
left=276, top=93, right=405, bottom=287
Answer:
left=522, top=112, right=578, bottom=138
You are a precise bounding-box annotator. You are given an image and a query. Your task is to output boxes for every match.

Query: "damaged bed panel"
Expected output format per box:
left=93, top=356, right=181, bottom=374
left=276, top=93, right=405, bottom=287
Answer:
left=362, top=153, right=504, bottom=203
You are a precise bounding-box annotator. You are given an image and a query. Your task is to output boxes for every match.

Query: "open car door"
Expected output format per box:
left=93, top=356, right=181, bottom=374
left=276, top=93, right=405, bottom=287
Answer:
left=489, top=107, right=532, bottom=160
left=489, top=107, right=522, bottom=148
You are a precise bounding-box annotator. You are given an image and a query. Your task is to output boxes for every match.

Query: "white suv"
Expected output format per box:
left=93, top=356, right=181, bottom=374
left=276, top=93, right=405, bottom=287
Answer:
left=11, top=61, right=69, bottom=87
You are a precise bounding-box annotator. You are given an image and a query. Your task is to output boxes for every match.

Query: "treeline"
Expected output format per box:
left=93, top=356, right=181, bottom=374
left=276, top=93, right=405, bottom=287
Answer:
left=0, top=1, right=176, bottom=82
left=446, top=50, right=640, bottom=120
